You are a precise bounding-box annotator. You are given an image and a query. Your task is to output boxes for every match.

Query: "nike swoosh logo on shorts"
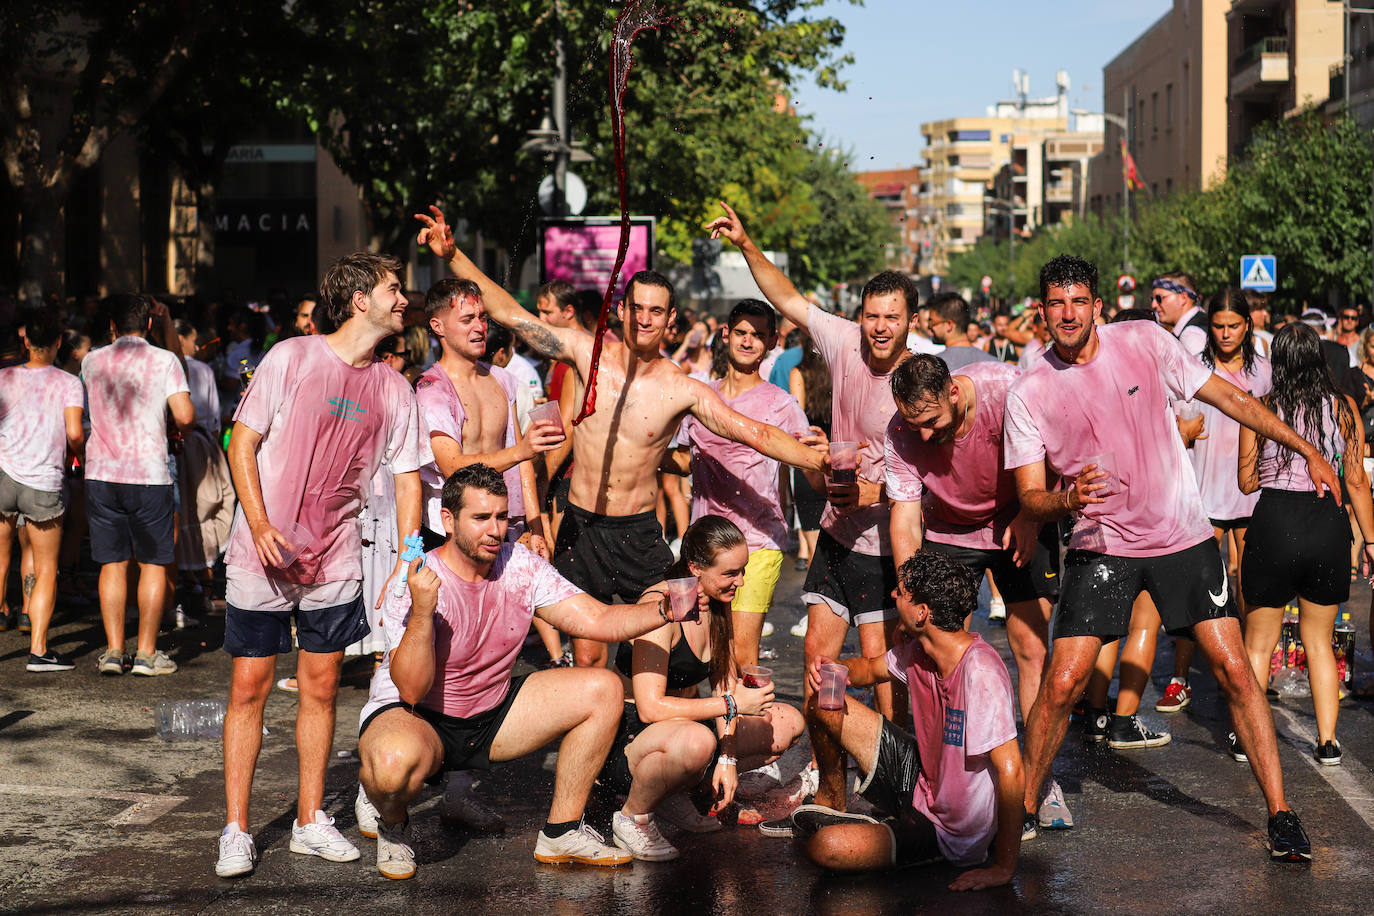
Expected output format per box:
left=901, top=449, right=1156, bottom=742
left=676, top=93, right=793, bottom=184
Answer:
left=1208, top=574, right=1229, bottom=607
left=1044, top=572, right=1057, bottom=578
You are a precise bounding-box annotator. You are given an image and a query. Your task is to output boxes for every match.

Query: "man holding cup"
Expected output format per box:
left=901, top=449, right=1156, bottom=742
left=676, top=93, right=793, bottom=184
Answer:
left=1004, top=255, right=1339, bottom=862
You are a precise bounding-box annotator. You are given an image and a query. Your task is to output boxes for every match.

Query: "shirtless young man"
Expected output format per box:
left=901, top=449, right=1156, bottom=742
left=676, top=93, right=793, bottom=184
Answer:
left=414, top=205, right=828, bottom=669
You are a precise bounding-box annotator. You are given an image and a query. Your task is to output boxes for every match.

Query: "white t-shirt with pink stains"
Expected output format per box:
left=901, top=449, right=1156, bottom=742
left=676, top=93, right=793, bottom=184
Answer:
left=224, top=335, right=429, bottom=595
left=1189, top=357, right=1271, bottom=521
left=886, top=635, right=1017, bottom=867
left=361, top=543, right=581, bottom=723
left=680, top=379, right=809, bottom=552
left=884, top=361, right=1021, bottom=550
left=0, top=365, right=84, bottom=492
left=82, top=336, right=189, bottom=486
left=1004, top=321, right=1214, bottom=557
left=808, top=304, right=899, bottom=557
left=415, top=362, right=525, bottom=532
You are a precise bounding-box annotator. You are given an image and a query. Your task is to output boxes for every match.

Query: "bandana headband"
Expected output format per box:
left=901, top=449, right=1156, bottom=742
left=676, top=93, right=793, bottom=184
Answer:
left=1152, top=278, right=1199, bottom=301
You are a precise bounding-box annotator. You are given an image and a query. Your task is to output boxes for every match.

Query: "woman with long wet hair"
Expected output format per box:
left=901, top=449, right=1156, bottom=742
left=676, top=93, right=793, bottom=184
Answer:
left=1238, top=321, right=1374, bottom=766
left=600, top=515, right=804, bottom=860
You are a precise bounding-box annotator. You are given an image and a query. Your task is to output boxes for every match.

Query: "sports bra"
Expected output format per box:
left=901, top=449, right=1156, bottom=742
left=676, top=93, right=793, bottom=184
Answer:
left=615, top=623, right=711, bottom=690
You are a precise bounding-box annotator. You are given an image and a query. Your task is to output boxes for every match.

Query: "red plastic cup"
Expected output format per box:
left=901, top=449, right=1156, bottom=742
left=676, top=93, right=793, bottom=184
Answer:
left=818, top=663, right=849, bottom=710
left=741, top=665, right=773, bottom=688
left=665, top=576, right=699, bottom=622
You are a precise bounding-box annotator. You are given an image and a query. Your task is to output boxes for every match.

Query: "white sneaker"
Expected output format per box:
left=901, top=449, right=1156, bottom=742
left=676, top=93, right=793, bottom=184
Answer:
left=988, top=597, right=1007, bottom=622
left=533, top=822, right=632, bottom=866
left=760, top=621, right=775, bottom=638
left=376, top=819, right=416, bottom=879
left=787, top=763, right=821, bottom=806
left=612, top=810, right=679, bottom=861
left=654, top=791, right=720, bottom=834
left=290, top=810, right=361, bottom=862
left=438, top=782, right=506, bottom=831
left=668, top=537, right=682, bottom=560
left=789, top=616, right=809, bottom=638
left=1037, top=778, right=1073, bottom=829
left=355, top=784, right=379, bottom=838
left=215, top=823, right=257, bottom=878
left=130, top=650, right=178, bottom=676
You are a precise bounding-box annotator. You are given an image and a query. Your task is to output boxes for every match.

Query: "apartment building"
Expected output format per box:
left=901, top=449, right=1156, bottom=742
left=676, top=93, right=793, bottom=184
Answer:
left=855, top=167, right=921, bottom=273
left=987, top=126, right=1105, bottom=242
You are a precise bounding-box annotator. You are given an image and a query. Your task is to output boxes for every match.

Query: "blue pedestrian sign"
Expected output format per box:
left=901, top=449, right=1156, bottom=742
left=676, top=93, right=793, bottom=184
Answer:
left=1240, top=255, right=1276, bottom=292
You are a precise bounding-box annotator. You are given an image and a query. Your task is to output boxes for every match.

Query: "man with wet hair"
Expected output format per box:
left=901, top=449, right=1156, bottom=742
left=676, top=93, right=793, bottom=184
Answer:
left=1004, top=253, right=1337, bottom=862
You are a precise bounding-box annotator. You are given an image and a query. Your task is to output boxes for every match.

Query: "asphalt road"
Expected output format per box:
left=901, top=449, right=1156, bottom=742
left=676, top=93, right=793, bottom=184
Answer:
left=2, top=561, right=1373, bottom=915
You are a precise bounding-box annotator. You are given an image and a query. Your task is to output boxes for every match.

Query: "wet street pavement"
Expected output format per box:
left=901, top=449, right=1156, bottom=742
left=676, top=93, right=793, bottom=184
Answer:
left=3, top=560, right=1373, bottom=914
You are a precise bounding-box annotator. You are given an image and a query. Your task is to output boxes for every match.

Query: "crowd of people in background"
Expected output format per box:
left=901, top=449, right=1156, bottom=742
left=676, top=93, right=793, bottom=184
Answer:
left=3, top=208, right=1372, bottom=886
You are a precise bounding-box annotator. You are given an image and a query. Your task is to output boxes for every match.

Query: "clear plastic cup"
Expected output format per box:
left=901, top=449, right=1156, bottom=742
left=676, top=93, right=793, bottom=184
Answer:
left=527, top=401, right=565, bottom=437
left=1175, top=401, right=1202, bottom=421
left=665, top=576, right=700, bottom=622
left=829, top=441, right=859, bottom=485
left=741, top=665, right=773, bottom=688
left=817, top=663, right=849, bottom=710
left=274, top=521, right=316, bottom=568
left=1081, top=451, right=1120, bottom=497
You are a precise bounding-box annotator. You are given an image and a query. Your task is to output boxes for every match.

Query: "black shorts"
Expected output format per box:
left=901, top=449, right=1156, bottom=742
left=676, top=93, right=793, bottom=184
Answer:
left=923, top=532, right=1060, bottom=605
left=854, top=718, right=944, bottom=868
left=597, top=701, right=717, bottom=796
left=86, top=480, right=175, bottom=565
left=802, top=530, right=897, bottom=625
left=553, top=502, right=673, bottom=604
left=359, top=673, right=530, bottom=774
left=546, top=476, right=571, bottom=515
left=791, top=468, right=826, bottom=530
left=1209, top=517, right=1252, bottom=532
left=1242, top=488, right=1350, bottom=607
left=1055, top=538, right=1237, bottom=640
left=223, top=595, right=370, bottom=657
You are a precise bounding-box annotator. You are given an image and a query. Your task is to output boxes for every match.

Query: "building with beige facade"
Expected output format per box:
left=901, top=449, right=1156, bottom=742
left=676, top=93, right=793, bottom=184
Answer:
left=855, top=167, right=921, bottom=273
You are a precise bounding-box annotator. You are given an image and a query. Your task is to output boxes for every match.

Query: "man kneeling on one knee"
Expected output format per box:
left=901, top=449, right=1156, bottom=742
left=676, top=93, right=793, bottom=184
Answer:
left=801, top=551, right=1023, bottom=891
left=356, top=463, right=677, bottom=879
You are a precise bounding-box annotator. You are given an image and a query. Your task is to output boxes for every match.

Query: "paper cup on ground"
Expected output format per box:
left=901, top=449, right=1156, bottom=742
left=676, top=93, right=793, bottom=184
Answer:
left=666, top=576, right=699, bottom=622
left=817, top=663, right=849, bottom=710
left=741, top=665, right=773, bottom=688
left=527, top=401, right=565, bottom=436
left=274, top=521, right=316, bottom=568
left=829, top=441, right=859, bottom=485
left=1081, top=451, right=1120, bottom=497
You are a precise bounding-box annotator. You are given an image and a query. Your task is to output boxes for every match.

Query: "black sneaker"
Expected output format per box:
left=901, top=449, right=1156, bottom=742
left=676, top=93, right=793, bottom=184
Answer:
left=1107, top=714, right=1171, bottom=749
left=1314, top=739, right=1342, bottom=766
left=790, top=805, right=878, bottom=839
left=1228, top=731, right=1248, bottom=762
left=1021, top=813, right=1038, bottom=841
left=0, top=607, right=13, bottom=630
left=17, top=612, right=31, bottom=632
left=1267, top=810, right=1311, bottom=862
left=26, top=650, right=75, bottom=672
left=758, top=815, right=795, bottom=838
left=1083, top=707, right=1109, bottom=742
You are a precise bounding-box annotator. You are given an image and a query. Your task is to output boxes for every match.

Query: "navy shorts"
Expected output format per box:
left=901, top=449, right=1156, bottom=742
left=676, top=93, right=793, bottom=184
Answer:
left=86, top=480, right=175, bottom=565
left=222, top=595, right=370, bottom=657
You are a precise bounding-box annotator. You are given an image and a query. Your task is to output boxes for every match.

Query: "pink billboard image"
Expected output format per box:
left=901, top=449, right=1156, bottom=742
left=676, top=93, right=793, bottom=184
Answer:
left=540, top=218, right=656, bottom=301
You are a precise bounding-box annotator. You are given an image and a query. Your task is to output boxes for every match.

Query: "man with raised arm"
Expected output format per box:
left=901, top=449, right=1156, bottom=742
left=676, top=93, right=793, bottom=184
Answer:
left=706, top=201, right=911, bottom=815
left=414, top=206, right=828, bottom=670
left=1005, top=254, right=1336, bottom=862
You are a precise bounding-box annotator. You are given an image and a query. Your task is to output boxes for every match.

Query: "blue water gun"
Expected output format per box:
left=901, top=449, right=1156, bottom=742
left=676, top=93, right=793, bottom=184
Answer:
left=393, top=531, right=426, bottom=598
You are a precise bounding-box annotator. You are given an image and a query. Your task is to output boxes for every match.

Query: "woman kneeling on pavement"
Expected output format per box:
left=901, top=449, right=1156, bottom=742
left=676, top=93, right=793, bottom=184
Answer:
left=601, top=515, right=805, bottom=860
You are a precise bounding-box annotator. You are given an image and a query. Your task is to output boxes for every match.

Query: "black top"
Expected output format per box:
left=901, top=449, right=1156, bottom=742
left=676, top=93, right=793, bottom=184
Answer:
left=615, top=624, right=711, bottom=691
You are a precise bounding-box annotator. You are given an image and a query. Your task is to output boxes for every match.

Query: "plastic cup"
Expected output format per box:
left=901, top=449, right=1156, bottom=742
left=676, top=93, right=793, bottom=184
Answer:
left=527, top=401, right=565, bottom=437
left=829, top=441, right=859, bottom=485
left=273, top=521, right=316, bottom=568
left=666, top=576, right=700, bottom=622
left=817, top=663, right=849, bottom=710
left=1081, top=451, right=1120, bottom=498
left=741, top=665, right=773, bottom=688
left=1175, top=401, right=1202, bottom=421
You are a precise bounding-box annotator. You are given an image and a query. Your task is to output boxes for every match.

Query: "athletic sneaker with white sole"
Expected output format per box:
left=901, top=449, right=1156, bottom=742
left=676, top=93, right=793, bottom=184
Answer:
left=439, top=782, right=506, bottom=831
left=290, top=810, right=361, bottom=862
left=215, top=823, right=257, bottom=878
left=655, top=791, right=720, bottom=833
left=789, top=616, right=809, bottom=638
left=760, top=621, right=775, bottom=638
left=987, top=596, right=1007, bottom=622
left=533, top=822, right=632, bottom=866
left=355, top=784, right=379, bottom=838
left=1037, top=778, right=1073, bottom=829
left=130, top=650, right=178, bottom=676
left=376, top=819, right=416, bottom=879
left=612, top=810, right=679, bottom=861
left=790, top=805, right=879, bottom=839
left=1107, top=714, right=1171, bottom=749
left=97, top=650, right=126, bottom=676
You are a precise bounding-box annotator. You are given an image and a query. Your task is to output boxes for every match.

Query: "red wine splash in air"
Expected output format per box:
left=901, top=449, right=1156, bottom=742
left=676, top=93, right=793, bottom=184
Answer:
left=573, top=1, right=670, bottom=426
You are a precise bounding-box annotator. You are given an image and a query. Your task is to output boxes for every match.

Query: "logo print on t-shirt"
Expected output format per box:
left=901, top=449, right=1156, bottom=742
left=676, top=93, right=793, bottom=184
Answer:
left=1128, top=385, right=1139, bottom=396
left=943, top=708, right=966, bottom=747
left=327, top=397, right=368, bottom=422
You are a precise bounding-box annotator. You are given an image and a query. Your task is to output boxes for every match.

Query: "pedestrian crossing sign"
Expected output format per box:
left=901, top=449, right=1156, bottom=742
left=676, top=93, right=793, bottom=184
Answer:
left=1240, top=255, right=1276, bottom=292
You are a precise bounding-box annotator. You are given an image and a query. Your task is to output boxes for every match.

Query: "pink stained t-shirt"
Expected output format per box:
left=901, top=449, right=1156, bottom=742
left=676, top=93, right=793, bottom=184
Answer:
left=0, top=365, right=84, bottom=492
left=361, top=542, right=581, bottom=722
left=415, top=362, right=524, bottom=532
left=886, top=635, right=1018, bottom=867
left=1003, top=321, right=1214, bottom=557
left=81, top=336, right=189, bottom=485
left=807, top=304, right=900, bottom=556
left=884, top=361, right=1022, bottom=550
left=224, top=335, right=428, bottom=587
left=1189, top=357, right=1271, bottom=520
left=680, top=379, right=809, bottom=552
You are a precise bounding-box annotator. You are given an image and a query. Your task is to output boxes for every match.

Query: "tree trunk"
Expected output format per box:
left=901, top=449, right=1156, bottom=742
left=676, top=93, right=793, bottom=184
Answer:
left=17, top=184, right=65, bottom=304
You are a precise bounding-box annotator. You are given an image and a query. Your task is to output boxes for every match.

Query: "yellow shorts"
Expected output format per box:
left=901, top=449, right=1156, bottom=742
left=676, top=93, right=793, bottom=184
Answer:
left=731, top=548, right=783, bottom=615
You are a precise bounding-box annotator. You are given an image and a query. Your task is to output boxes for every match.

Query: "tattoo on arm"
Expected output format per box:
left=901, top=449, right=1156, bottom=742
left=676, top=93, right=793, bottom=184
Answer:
left=514, top=319, right=566, bottom=361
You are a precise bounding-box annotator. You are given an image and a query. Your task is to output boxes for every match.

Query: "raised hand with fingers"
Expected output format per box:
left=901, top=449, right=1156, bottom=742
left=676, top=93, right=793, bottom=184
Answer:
left=414, top=204, right=457, bottom=260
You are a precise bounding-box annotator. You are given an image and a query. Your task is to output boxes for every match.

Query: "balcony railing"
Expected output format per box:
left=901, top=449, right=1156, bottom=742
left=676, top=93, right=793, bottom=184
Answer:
left=1234, top=36, right=1288, bottom=74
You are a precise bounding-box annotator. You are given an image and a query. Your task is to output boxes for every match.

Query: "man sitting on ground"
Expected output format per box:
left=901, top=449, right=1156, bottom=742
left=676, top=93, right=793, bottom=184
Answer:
left=798, top=551, right=1023, bottom=891
left=356, top=464, right=684, bottom=879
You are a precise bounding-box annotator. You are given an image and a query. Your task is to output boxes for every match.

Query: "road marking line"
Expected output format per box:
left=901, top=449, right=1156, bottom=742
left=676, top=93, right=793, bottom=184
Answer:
left=1272, top=707, right=1374, bottom=832
left=0, top=783, right=189, bottom=826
